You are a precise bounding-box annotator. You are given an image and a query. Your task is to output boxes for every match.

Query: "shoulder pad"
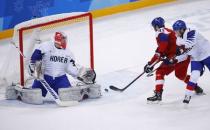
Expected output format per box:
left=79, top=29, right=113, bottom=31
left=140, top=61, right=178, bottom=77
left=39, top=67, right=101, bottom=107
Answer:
left=158, top=33, right=168, bottom=42
left=187, top=30, right=196, bottom=41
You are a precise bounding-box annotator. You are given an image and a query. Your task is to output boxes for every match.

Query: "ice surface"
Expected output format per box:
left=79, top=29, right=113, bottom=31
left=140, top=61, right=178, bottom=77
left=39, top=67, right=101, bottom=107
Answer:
left=0, top=0, right=210, bottom=130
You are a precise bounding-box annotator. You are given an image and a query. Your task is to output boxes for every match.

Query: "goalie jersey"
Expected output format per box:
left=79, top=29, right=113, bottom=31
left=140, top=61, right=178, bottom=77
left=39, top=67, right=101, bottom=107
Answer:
left=31, top=40, right=79, bottom=78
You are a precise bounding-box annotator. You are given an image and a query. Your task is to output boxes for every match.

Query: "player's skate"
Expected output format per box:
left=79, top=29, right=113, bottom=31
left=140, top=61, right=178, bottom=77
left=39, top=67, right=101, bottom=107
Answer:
left=194, top=86, right=204, bottom=95
left=183, top=95, right=191, bottom=104
left=147, top=90, right=163, bottom=104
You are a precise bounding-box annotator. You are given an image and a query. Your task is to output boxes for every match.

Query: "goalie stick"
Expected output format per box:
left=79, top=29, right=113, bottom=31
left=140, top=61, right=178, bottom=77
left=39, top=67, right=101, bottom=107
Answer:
left=109, top=61, right=158, bottom=92
left=10, top=41, right=26, bottom=58
left=37, top=77, right=79, bottom=107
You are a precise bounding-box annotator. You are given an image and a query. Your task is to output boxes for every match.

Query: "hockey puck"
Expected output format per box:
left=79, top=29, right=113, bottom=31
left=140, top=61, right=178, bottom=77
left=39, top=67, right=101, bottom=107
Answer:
left=104, top=88, right=109, bottom=92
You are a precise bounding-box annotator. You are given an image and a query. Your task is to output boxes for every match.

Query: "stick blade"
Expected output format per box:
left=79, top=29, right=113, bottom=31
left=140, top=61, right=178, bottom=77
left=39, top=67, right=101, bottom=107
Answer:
left=109, top=85, right=123, bottom=92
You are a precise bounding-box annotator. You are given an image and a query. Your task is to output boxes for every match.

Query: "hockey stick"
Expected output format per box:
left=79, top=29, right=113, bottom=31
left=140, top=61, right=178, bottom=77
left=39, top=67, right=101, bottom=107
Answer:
left=37, top=77, right=79, bottom=107
left=109, top=61, right=158, bottom=92
left=10, top=41, right=26, bottom=58
left=110, top=47, right=192, bottom=92
left=109, top=71, right=145, bottom=92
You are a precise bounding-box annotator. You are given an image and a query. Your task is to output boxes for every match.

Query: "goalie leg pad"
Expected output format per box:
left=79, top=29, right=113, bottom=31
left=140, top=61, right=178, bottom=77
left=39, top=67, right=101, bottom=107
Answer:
left=19, top=88, right=43, bottom=105
left=6, top=85, right=43, bottom=105
left=58, top=83, right=101, bottom=101
left=59, top=87, right=84, bottom=101
left=87, top=84, right=101, bottom=99
left=5, top=84, right=18, bottom=100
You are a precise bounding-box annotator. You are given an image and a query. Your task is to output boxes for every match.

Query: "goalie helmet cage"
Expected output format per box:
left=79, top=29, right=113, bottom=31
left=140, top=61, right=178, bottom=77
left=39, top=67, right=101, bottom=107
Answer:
left=13, top=12, right=94, bottom=87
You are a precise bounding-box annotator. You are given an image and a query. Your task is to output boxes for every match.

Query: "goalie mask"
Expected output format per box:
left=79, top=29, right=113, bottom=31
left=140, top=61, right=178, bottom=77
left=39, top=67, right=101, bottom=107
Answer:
left=54, top=32, right=67, bottom=49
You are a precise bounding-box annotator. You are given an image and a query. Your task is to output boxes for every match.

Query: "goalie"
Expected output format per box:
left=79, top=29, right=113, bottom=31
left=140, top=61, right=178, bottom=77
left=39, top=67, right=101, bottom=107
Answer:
left=6, top=32, right=101, bottom=105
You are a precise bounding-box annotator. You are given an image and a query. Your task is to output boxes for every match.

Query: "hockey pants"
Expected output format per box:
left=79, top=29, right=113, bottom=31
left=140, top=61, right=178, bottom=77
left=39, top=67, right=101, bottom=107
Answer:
left=155, top=57, right=190, bottom=92
left=32, top=74, right=71, bottom=97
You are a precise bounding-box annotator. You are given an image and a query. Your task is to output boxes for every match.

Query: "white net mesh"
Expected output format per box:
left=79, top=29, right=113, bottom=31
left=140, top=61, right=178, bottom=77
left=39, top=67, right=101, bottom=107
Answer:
left=0, top=12, right=94, bottom=89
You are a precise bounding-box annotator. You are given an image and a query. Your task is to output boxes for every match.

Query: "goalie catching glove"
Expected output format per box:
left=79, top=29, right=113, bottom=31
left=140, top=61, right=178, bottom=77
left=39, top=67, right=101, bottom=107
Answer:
left=77, top=67, right=96, bottom=84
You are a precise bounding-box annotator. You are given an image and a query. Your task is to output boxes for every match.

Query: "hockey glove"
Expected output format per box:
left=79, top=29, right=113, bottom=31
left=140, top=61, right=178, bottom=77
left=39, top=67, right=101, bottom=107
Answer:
left=144, top=63, right=154, bottom=73
left=78, top=68, right=96, bottom=84
left=28, top=61, right=42, bottom=78
left=163, top=58, right=178, bottom=65
left=176, top=45, right=185, bottom=56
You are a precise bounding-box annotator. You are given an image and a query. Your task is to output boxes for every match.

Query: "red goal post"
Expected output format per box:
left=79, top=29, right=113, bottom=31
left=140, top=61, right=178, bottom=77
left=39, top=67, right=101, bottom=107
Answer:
left=12, top=12, right=94, bottom=86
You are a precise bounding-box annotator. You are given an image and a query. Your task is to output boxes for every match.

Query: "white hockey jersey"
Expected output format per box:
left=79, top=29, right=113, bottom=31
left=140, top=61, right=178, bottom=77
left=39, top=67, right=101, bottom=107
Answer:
left=176, top=28, right=210, bottom=61
left=32, top=41, right=79, bottom=78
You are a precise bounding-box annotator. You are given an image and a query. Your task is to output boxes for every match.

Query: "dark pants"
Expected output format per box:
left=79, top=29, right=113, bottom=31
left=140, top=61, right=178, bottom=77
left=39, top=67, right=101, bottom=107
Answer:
left=32, top=74, right=71, bottom=97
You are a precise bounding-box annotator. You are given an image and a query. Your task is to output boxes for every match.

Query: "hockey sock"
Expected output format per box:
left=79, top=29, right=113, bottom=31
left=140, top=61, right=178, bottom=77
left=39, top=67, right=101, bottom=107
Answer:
left=186, top=81, right=197, bottom=90
left=155, top=84, right=163, bottom=92
left=184, top=75, right=190, bottom=84
left=155, top=74, right=164, bottom=92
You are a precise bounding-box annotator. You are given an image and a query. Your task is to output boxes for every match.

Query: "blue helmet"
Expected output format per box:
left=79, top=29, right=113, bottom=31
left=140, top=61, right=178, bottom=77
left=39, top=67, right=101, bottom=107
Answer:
left=172, top=20, right=187, bottom=31
left=151, top=17, right=165, bottom=28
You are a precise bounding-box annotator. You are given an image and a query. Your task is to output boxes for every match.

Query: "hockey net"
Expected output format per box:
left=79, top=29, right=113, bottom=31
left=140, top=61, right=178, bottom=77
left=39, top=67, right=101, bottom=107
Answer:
left=0, top=12, right=94, bottom=89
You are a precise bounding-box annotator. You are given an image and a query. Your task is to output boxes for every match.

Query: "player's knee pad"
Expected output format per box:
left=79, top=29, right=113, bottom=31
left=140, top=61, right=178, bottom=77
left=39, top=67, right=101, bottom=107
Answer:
left=155, top=74, right=164, bottom=80
left=6, top=84, right=43, bottom=105
left=189, top=70, right=200, bottom=83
